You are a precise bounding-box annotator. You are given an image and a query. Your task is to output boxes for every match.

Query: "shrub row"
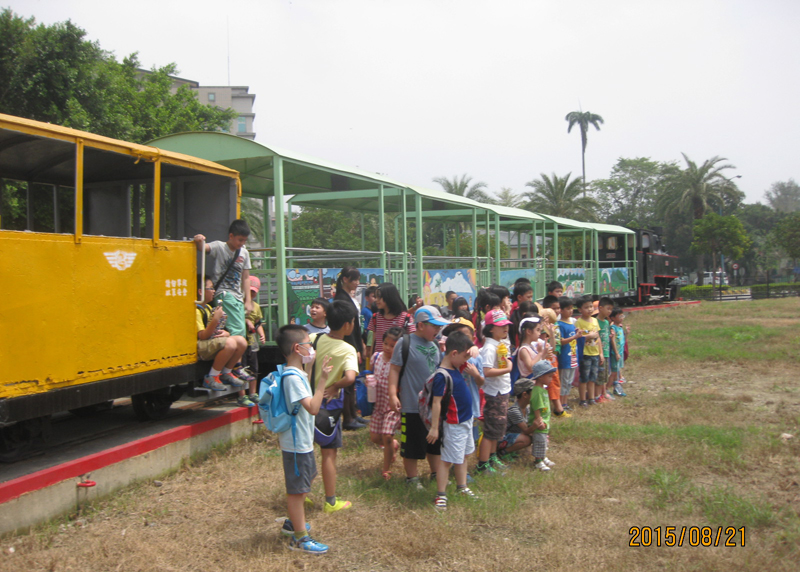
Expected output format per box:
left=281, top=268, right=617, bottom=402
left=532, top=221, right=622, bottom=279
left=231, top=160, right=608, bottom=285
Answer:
left=750, top=282, right=800, bottom=299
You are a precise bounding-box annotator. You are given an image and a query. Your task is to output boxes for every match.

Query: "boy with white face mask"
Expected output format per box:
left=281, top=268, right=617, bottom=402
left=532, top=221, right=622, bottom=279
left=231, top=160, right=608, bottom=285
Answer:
left=309, top=300, right=358, bottom=514
left=274, top=325, right=331, bottom=554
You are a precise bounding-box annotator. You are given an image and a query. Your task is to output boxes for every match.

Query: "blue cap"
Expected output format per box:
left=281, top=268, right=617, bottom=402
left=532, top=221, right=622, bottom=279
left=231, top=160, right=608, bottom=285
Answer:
left=414, top=305, right=450, bottom=326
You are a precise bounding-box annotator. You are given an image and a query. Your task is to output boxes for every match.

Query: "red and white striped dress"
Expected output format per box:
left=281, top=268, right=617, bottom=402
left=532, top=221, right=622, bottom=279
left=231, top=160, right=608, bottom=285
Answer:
left=369, top=351, right=401, bottom=435
left=368, top=311, right=415, bottom=356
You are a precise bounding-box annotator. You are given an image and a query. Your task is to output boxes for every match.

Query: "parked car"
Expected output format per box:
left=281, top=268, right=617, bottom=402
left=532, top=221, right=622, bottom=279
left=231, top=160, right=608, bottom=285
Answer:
left=697, top=271, right=727, bottom=286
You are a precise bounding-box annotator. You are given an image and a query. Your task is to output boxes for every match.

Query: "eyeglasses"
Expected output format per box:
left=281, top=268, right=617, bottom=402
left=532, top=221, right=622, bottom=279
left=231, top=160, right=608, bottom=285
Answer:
left=205, top=287, right=215, bottom=291
left=297, top=342, right=312, bottom=346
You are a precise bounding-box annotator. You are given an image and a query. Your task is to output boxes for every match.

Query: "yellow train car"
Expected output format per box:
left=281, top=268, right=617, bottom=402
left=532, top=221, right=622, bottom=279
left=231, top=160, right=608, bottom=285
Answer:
left=0, top=114, right=241, bottom=451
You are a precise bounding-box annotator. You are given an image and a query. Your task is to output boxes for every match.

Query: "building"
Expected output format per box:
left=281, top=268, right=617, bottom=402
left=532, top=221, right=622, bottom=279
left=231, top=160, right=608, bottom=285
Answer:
left=139, top=70, right=256, bottom=140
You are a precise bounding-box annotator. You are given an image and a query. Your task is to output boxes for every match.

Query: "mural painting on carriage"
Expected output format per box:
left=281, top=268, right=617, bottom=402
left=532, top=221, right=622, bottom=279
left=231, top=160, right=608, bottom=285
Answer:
left=557, top=268, right=586, bottom=297
left=320, top=267, right=384, bottom=300
left=423, top=269, right=477, bottom=308
left=286, top=268, right=321, bottom=326
left=599, top=268, right=629, bottom=295
left=499, top=269, right=537, bottom=290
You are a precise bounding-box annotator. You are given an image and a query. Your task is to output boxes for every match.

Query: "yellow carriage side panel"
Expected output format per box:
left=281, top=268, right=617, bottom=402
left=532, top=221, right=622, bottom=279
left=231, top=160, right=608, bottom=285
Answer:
left=1, top=231, right=197, bottom=399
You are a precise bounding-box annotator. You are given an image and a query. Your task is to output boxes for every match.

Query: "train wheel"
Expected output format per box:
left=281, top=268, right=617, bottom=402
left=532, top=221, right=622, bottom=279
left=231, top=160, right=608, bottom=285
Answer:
left=131, top=391, right=173, bottom=421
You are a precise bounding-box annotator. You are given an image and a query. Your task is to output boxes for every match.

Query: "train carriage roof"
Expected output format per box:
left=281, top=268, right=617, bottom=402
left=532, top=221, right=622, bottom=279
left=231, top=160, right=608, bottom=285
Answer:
left=538, top=213, right=634, bottom=234
left=0, top=114, right=239, bottom=184
left=149, top=132, right=550, bottom=230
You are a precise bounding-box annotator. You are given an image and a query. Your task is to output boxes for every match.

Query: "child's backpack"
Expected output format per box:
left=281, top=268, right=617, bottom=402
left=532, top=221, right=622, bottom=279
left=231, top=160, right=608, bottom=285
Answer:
left=258, top=365, right=303, bottom=475
left=508, top=350, right=521, bottom=391
left=418, top=368, right=453, bottom=431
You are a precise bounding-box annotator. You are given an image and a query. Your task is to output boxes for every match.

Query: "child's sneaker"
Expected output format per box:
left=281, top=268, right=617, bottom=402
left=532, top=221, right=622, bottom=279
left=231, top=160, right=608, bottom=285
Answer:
left=543, top=457, right=555, bottom=467
left=406, top=477, right=425, bottom=490
left=613, top=383, right=627, bottom=397
left=232, top=366, right=256, bottom=383
left=554, top=410, right=572, bottom=418
left=203, top=374, right=227, bottom=391
left=457, top=486, right=479, bottom=499
left=605, top=392, right=616, bottom=401
left=322, top=498, right=352, bottom=513
left=579, top=400, right=589, bottom=407
left=534, top=460, right=551, bottom=472
left=489, top=454, right=507, bottom=469
left=237, top=395, right=255, bottom=407
left=248, top=393, right=260, bottom=403
left=475, top=463, right=500, bottom=476
left=563, top=404, right=573, bottom=411
left=281, top=519, right=311, bottom=537
left=434, top=494, right=447, bottom=510
left=289, top=535, right=329, bottom=555
left=219, top=372, right=245, bottom=388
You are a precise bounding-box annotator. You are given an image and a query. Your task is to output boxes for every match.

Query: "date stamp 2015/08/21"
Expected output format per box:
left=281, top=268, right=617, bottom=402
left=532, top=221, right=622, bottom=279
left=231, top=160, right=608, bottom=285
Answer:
left=629, top=526, right=746, bottom=547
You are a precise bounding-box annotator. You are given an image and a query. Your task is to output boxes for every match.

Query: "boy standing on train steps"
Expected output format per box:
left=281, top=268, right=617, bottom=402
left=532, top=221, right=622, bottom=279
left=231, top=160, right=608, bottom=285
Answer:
left=194, top=219, right=253, bottom=404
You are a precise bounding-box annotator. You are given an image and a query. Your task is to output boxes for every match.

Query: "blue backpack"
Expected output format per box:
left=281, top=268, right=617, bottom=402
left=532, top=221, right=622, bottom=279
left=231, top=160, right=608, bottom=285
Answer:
left=258, top=365, right=301, bottom=474
left=508, top=350, right=521, bottom=392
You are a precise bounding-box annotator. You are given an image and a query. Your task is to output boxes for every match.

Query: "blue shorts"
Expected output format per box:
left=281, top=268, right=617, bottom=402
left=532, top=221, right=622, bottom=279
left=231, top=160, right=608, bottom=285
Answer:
left=610, top=354, right=625, bottom=373
left=579, top=355, right=600, bottom=383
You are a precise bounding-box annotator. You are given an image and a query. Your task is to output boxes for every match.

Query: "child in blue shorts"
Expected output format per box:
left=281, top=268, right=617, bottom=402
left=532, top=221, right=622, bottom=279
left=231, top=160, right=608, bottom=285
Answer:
left=275, top=325, right=331, bottom=554
left=427, top=331, right=478, bottom=509
left=609, top=308, right=627, bottom=397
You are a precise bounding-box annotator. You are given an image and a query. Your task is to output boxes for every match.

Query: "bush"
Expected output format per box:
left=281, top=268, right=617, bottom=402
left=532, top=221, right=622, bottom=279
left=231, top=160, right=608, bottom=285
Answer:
left=680, top=285, right=730, bottom=300
left=750, top=282, right=800, bottom=299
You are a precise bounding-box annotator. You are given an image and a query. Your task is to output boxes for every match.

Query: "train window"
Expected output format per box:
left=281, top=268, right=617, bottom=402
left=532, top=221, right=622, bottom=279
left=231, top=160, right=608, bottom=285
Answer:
left=0, top=130, right=77, bottom=233
left=606, top=236, right=618, bottom=250
left=83, top=146, right=154, bottom=238
left=641, top=233, right=650, bottom=249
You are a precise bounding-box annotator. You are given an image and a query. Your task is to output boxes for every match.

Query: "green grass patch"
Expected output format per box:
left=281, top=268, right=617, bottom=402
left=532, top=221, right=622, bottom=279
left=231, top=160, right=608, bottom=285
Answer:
left=698, top=486, right=776, bottom=528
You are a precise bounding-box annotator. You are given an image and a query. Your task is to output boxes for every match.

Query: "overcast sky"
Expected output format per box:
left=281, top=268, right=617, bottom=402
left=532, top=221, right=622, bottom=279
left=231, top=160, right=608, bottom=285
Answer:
left=8, top=0, right=800, bottom=204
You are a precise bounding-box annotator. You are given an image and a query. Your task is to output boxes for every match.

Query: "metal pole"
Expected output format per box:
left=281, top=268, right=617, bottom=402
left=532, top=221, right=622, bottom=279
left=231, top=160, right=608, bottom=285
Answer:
left=287, top=197, right=293, bottom=268
left=378, top=184, right=386, bottom=272
left=494, top=213, right=501, bottom=284
left=415, top=193, right=424, bottom=297
left=274, top=156, right=288, bottom=326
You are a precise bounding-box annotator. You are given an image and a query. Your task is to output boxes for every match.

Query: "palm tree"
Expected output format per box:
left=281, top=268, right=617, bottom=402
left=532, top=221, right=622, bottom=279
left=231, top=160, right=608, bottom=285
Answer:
left=432, top=174, right=493, bottom=203
left=565, top=110, right=604, bottom=196
left=656, top=153, right=738, bottom=283
left=494, top=187, right=523, bottom=208
left=523, top=172, right=600, bottom=221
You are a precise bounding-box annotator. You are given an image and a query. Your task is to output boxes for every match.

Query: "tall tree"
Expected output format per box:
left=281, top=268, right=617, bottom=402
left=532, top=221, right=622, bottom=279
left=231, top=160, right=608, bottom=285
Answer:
left=493, top=187, right=523, bottom=208
left=691, top=213, right=752, bottom=289
left=523, top=172, right=600, bottom=221
left=590, top=157, right=679, bottom=228
left=772, top=212, right=800, bottom=279
left=764, top=180, right=800, bottom=213
left=432, top=174, right=493, bottom=203
left=565, top=110, right=604, bottom=195
left=656, top=154, right=743, bottom=283
left=0, top=9, right=236, bottom=143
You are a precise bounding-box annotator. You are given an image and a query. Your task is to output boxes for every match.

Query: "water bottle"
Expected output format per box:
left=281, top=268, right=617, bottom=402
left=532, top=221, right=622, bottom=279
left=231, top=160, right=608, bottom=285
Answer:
left=216, top=292, right=227, bottom=333
left=497, top=342, right=509, bottom=368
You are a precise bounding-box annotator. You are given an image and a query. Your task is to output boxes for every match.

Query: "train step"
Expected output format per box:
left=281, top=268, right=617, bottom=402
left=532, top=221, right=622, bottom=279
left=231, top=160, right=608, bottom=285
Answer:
left=181, top=382, right=244, bottom=402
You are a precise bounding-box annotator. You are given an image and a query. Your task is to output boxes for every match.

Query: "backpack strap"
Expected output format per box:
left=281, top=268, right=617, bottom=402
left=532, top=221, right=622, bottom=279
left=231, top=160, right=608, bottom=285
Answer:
left=397, top=333, right=411, bottom=390
left=276, top=365, right=302, bottom=476
left=196, top=303, right=210, bottom=328
left=213, top=247, right=241, bottom=293
left=308, top=333, right=325, bottom=392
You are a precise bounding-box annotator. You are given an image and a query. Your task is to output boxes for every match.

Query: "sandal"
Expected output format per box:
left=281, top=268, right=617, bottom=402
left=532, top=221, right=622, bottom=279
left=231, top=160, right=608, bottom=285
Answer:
left=382, top=471, right=392, bottom=481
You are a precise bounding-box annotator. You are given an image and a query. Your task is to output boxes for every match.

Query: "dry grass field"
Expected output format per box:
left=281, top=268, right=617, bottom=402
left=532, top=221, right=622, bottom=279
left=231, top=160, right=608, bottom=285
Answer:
left=2, top=299, right=799, bottom=572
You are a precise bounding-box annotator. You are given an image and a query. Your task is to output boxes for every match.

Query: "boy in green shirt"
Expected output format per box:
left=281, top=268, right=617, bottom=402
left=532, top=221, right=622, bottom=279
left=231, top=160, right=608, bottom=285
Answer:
left=596, top=297, right=614, bottom=402
left=528, top=361, right=557, bottom=472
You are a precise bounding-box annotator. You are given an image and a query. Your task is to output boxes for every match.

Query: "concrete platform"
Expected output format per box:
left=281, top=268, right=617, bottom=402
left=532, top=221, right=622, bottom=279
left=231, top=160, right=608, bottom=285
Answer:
left=0, top=403, right=262, bottom=535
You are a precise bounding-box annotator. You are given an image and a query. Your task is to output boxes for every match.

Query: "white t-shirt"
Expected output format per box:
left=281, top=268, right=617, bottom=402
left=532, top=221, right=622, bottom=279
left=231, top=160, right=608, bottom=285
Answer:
left=279, top=366, right=315, bottom=454
left=480, top=337, right=512, bottom=396
left=207, top=241, right=251, bottom=301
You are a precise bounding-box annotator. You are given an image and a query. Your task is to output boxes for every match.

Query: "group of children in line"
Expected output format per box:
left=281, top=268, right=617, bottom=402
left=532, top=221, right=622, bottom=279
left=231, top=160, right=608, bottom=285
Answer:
left=191, top=221, right=631, bottom=555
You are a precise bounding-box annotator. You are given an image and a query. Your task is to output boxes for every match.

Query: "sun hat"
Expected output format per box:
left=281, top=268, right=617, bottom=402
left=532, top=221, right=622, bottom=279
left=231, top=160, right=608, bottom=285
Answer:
left=249, top=275, right=261, bottom=293
left=414, top=305, right=450, bottom=326
left=485, top=309, right=512, bottom=327
left=518, top=316, right=542, bottom=333
left=513, top=378, right=535, bottom=396
left=531, top=361, right=557, bottom=380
